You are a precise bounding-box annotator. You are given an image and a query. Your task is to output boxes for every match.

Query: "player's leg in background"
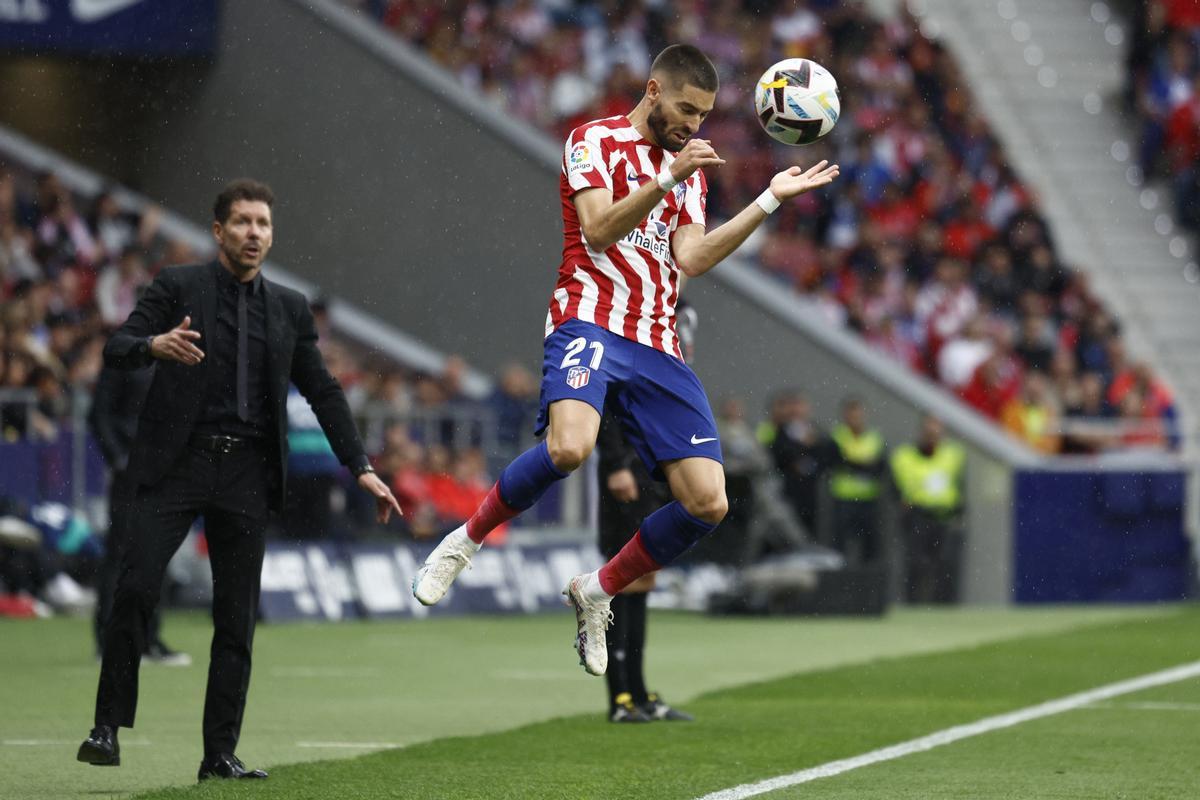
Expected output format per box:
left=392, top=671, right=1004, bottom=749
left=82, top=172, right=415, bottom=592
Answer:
left=468, top=399, right=601, bottom=543
left=623, top=587, right=649, bottom=707
left=414, top=401, right=602, bottom=606
left=594, top=457, right=727, bottom=595
left=604, top=593, right=637, bottom=719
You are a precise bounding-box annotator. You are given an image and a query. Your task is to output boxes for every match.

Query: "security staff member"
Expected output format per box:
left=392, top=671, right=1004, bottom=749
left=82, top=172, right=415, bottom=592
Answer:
left=890, top=414, right=966, bottom=603
left=828, top=397, right=885, bottom=566
left=77, top=179, right=401, bottom=781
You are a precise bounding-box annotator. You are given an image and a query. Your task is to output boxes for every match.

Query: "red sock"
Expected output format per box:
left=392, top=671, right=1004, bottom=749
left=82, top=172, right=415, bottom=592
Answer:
left=598, top=531, right=661, bottom=595
left=465, top=482, right=519, bottom=544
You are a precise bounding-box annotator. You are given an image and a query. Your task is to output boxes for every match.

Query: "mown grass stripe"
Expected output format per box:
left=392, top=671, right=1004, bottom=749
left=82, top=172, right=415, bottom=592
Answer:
left=694, top=659, right=1200, bottom=800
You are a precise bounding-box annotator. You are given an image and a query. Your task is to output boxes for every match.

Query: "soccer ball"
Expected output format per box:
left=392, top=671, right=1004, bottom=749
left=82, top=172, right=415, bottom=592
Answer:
left=753, top=58, right=840, bottom=146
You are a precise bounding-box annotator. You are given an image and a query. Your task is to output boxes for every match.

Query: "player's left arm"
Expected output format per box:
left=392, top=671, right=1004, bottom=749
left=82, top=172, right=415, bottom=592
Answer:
left=672, top=160, right=840, bottom=278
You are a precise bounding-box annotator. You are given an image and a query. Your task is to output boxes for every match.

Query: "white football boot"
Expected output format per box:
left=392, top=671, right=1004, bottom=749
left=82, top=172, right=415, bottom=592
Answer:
left=563, top=574, right=613, bottom=676
left=412, top=526, right=479, bottom=606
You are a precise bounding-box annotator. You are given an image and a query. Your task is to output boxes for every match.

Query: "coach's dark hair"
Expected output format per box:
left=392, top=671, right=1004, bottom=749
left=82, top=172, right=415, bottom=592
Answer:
left=213, top=178, right=274, bottom=223
left=651, top=44, right=719, bottom=93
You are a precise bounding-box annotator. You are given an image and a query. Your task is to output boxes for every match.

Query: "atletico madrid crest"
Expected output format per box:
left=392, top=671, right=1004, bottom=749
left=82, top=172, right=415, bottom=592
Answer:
left=566, top=366, right=591, bottom=389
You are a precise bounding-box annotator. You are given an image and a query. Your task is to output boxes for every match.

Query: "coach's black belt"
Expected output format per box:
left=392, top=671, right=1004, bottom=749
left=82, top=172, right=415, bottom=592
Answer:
left=188, top=433, right=263, bottom=454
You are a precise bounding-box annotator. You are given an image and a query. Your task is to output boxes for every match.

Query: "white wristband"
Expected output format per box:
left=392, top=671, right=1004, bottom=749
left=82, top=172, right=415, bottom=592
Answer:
left=755, top=189, right=781, bottom=215
left=656, top=167, right=679, bottom=192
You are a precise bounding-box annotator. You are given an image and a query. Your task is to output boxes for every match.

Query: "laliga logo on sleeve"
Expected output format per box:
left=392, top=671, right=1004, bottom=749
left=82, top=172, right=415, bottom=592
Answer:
left=566, top=366, right=591, bottom=389
left=568, top=142, right=593, bottom=175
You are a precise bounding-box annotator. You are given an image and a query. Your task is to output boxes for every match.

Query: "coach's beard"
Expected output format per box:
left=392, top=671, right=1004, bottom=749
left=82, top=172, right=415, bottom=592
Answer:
left=647, top=103, right=685, bottom=152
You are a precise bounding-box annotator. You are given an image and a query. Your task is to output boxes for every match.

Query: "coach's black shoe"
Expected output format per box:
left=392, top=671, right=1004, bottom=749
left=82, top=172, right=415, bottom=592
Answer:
left=609, top=692, right=652, bottom=723
left=642, top=692, right=695, bottom=721
left=76, top=725, right=120, bottom=766
left=198, top=753, right=269, bottom=781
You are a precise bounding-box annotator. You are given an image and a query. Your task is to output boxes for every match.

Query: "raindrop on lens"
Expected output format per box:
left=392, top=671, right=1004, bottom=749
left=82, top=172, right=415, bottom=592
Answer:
left=1110, top=140, right=1130, bottom=162
left=1083, top=92, right=1102, bottom=114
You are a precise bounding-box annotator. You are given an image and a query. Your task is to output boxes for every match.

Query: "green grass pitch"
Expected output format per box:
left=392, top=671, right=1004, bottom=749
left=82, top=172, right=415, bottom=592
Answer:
left=1, top=605, right=1197, bottom=799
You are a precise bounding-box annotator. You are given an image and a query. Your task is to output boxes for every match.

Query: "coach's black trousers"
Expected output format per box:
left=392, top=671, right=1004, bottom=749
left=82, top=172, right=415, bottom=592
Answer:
left=94, top=442, right=270, bottom=757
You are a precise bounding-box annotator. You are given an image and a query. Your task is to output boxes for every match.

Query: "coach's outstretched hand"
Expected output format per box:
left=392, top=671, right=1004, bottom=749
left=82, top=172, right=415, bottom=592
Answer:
left=669, top=139, right=726, bottom=182
left=150, top=315, right=204, bottom=365
left=359, top=472, right=403, bottom=523
left=769, top=160, right=841, bottom=201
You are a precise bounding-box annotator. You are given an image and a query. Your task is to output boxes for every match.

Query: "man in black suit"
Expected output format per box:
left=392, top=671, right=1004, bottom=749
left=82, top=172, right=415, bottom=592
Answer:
left=77, top=179, right=401, bottom=781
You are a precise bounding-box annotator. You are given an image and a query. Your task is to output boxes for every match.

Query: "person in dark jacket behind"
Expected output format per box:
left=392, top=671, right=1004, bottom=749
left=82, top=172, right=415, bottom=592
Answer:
left=89, top=359, right=190, bottom=665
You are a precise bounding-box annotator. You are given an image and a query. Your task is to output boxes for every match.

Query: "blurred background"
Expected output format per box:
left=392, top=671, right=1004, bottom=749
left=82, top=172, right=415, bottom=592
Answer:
left=0, top=0, right=1196, bottom=626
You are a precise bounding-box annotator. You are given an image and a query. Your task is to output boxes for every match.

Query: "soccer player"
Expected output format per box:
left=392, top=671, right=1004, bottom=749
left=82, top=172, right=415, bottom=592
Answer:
left=413, top=44, right=839, bottom=675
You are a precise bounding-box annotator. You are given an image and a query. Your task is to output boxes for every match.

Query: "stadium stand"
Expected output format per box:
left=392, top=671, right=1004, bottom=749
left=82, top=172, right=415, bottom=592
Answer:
left=348, top=0, right=1180, bottom=455
left=1128, top=0, right=1200, bottom=231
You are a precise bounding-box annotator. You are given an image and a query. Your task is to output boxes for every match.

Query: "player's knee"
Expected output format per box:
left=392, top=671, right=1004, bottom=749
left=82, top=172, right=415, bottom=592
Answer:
left=686, top=489, right=728, bottom=525
left=547, top=436, right=593, bottom=472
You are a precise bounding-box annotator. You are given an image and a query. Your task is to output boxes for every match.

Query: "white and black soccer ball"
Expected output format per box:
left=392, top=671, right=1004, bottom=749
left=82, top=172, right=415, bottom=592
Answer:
left=753, top=58, right=841, bottom=146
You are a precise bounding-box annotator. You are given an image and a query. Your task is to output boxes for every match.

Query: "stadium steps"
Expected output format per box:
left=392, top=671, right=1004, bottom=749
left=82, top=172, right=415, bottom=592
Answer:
left=915, top=0, right=1200, bottom=444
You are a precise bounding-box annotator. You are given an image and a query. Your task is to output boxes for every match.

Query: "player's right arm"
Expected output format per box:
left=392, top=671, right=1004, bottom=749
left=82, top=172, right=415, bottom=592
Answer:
left=570, top=136, right=723, bottom=252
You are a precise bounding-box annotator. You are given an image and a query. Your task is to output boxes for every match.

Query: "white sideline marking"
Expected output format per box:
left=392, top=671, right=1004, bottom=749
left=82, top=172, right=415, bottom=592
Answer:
left=491, top=669, right=589, bottom=681
left=296, top=741, right=400, bottom=749
left=1088, top=701, right=1200, bottom=712
left=270, top=666, right=381, bottom=678
left=694, top=659, right=1200, bottom=800
left=2, top=738, right=150, bottom=746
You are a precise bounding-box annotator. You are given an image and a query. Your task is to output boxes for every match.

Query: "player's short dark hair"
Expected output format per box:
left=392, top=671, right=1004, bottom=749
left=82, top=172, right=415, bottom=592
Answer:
left=214, top=178, right=274, bottom=223
left=651, top=44, right=719, bottom=93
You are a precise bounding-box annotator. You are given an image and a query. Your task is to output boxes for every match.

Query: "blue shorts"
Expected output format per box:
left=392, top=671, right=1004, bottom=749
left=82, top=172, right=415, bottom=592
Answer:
left=535, top=318, right=723, bottom=480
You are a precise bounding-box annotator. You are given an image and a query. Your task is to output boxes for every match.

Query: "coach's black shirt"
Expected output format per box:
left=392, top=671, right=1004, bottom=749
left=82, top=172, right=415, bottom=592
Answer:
left=195, top=261, right=270, bottom=439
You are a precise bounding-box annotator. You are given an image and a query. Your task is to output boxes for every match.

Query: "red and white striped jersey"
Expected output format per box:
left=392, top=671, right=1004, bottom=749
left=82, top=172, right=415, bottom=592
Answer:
left=545, top=115, right=707, bottom=360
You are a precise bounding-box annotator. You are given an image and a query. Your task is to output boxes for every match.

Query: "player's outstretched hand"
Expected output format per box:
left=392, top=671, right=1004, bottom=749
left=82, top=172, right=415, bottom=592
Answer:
left=669, top=139, right=726, bottom=183
left=769, top=160, right=840, bottom=201
left=149, top=315, right=204, bottom=365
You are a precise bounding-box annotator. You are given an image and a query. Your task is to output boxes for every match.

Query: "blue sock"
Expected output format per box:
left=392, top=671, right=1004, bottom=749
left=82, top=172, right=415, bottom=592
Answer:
left=637, top=501, right=717, bottom=565
left=497, top=441, right=569, bottom=511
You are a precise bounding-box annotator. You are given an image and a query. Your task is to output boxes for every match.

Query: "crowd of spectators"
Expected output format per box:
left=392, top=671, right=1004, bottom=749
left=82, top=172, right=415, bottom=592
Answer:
left=354, top=0, right=1181, bottom=454
left=1128, top=0, right=1200, bottom=231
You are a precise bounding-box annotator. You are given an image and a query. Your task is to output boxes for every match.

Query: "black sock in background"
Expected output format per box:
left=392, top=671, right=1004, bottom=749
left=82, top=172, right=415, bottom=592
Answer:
left=626, top=592, right=649, bottom=706
left=605, top=593, right=631, bottom=709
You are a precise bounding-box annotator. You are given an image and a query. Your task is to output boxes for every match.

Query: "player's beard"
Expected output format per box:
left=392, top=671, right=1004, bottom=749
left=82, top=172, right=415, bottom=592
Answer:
left=647, top=101, right=685, bottom=152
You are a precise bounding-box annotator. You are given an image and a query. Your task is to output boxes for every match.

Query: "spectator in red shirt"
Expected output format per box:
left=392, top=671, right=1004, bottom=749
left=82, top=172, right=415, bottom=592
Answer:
left=959, top=325, right=1023, bottom=419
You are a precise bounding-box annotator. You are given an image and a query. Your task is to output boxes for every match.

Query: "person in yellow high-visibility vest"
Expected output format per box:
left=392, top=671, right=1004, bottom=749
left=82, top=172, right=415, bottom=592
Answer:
left=889, top=414, right=966, bottom=603
left=828, top=397, right=886, bottom=566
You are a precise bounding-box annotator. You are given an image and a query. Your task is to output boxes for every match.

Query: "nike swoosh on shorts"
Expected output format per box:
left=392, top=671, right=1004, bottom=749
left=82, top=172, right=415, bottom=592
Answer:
left=690, top=435, right=717, bottom=445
